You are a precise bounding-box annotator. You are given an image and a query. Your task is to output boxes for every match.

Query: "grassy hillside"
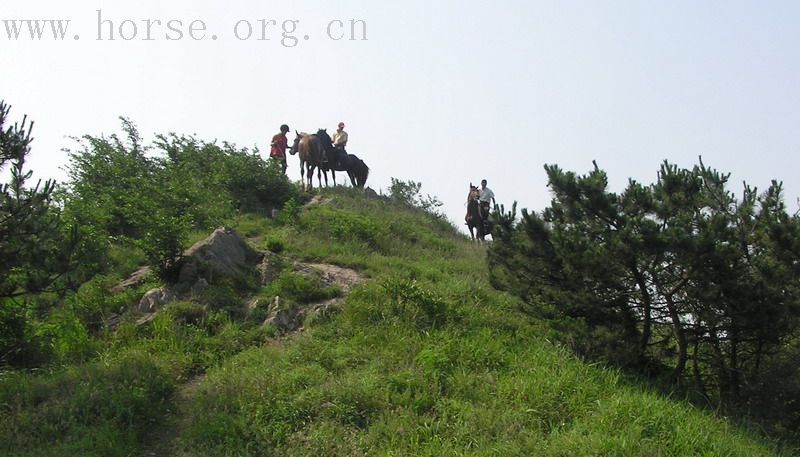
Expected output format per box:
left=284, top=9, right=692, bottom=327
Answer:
left=0, top=187, right=789, bottom=456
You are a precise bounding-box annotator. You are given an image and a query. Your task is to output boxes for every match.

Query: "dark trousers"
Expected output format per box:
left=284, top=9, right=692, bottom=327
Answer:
left=480, top=202, right=490, bottom=220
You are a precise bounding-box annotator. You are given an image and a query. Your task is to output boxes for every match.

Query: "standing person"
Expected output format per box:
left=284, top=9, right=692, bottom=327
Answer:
left=270, top=124, right=290, bottom=174
left=478, top=179, right=495, bottom=221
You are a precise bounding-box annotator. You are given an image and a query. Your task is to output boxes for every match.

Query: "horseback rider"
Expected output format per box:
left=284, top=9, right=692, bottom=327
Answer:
left=270, top=124, right=290, bottom=174
left=478, top=179, right=495, bottom=221
left=332, top=121, right=348, bottom=151
left=330, top=121, right=348, bottom=167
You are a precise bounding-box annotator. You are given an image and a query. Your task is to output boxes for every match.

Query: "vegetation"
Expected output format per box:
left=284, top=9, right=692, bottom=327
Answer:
left=0, top=105, right=795, bottom=455
left=489, top=160, right=800, bottom=442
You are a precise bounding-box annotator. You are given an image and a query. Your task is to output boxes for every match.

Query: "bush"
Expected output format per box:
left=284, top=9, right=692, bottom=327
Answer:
left=382, top=277, right=449, bottom=330
left=63, top=121, right=300, bottom=280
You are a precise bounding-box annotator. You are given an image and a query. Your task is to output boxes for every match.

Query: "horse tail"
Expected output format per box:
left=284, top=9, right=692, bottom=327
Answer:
left=356, top=159, right=369, bottom=188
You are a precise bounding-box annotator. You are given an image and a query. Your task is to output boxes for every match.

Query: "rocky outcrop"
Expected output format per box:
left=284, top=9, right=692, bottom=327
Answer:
left=133, top=227, right=262, bottom=317
left=129, top=226, right=365, bottom=334
left=262, top=296, right=340, bottom=333
left=138, top=287, right=176, bottom=313
left=177, top=227, right=262, bottom=287
left=111, top=266, right=152, bottom=293
left=363, top=187, right=379, bottom=199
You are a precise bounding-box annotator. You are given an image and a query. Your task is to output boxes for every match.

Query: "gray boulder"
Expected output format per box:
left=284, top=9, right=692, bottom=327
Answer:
left=138, top=287, right=176, bottom=313
left=177, top=227, right=262, bottom=287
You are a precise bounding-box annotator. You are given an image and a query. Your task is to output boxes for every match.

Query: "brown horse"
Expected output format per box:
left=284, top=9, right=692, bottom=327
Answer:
left=289, top=131, right=329, bottom=191
left=465, top=184, right=485, bottom=241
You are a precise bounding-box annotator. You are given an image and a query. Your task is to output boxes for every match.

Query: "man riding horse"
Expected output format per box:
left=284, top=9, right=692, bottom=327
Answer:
left=478, top=179, right=495, bottom=222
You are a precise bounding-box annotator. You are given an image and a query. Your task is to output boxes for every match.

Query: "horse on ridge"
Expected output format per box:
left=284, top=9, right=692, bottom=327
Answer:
left=314, top=129, right=370, bottom=188
left=465, top=184, right=486, bottom=242
left=289, top=131, right=330, bottom=191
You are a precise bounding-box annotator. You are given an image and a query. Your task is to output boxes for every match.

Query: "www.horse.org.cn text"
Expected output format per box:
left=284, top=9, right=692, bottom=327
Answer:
left=0, top=9, right=368, bottom=47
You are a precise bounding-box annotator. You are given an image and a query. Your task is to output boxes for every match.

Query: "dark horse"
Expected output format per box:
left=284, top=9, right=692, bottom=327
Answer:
left=465, top=184, right=486, bottom=241
left=314, top=129, right=370, bottom=188
left=289, top=131, right=330, bottom=191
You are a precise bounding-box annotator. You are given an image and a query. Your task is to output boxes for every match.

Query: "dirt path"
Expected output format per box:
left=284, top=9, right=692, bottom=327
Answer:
left=137, top=262, right=364, bottom=456
left=138, top=374, right=205, bottom=457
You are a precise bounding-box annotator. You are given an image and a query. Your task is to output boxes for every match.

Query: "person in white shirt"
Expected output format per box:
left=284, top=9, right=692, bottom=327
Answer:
left=478, top=179, right=495, bottom=220
left=328, top=121, right=348, bottom=167
left=332, top=122, right=348, bottom=150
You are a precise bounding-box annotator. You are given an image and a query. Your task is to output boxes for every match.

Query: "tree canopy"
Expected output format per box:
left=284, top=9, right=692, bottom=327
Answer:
left=489, top=160, right=800, bottom=434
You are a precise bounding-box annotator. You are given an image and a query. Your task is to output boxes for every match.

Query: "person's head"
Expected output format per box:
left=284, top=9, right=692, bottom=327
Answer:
left=338, top=121, right=345, bottom=130
left=280, top=124, right=290, bottom=133
left=481, top=179, right=487, bottom=188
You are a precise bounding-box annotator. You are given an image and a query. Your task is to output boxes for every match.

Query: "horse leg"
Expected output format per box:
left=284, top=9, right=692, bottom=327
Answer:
left=307, top=164, right=314, bottom=191
left=300, top=160, right=306, bottom=191
left=347, top=170, right=356, bottom=187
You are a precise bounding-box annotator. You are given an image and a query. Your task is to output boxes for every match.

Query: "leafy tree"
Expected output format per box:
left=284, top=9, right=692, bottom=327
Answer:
left=63, top=120, right=300, bottom=279
left=63, top=119, right=189, bottom=279
left=389, top=178, right=444, bottom=218
left=488, top=160, right=800, bottom=431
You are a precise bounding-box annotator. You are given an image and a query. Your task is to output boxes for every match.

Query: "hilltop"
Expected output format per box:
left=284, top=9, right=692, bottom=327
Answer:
left=0, top=186, right=789, bottom=456
left=1, top=114, right=795, bottom=455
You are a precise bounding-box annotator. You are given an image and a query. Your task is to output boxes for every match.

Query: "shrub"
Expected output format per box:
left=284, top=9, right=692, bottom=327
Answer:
left=381, top=277, right=449, bottom=330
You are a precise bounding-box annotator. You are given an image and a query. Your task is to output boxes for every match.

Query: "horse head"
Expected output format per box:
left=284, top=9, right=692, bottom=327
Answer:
left=468, top=184, right=480, bottom=202
left=315, top=128, right=333, bottom=149
left=289, top=130, right=303, bottom=155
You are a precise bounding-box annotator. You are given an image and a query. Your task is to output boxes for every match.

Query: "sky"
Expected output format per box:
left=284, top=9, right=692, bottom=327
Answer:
left=2, top=1, right=799, bottom=229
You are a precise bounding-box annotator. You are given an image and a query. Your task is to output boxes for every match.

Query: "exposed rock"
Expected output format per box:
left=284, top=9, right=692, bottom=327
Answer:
left=306, top=263, right=364, bottom=292
left=263, top=307, right=303, bottom=333
left=245, top=297, right=261, bottom=314
left=136, top=313, right=157, bottom=326
left=263, top=296, right=300, bottom=332
left=364, top=187, right=379, bottom=199
left=138, top=287, right=176, bottom=312
left=177, top=227, right=262, bottom=287
left=262, top=297, right=341, bottom=334
left=257, top=252, right=284, bottom=285
left=111, top=266, right=152, bottom=293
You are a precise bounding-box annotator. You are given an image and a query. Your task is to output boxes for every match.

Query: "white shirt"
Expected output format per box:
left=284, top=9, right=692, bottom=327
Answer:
left=332, top=129, right=348, bottom=146
left=479, top=187, right=495, bottom=203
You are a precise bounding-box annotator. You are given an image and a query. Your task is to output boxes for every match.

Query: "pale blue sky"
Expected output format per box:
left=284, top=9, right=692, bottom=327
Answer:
left=2, top=1, right=799, bottom=227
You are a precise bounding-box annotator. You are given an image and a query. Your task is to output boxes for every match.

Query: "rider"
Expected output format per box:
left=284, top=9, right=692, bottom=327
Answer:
left=478, top=179, right=495, bottom=221
left=270, top=124, right=290, bottom=174
left=332, top=121, right=348, bottom=151
left=330, top=121, right=348, bottom=167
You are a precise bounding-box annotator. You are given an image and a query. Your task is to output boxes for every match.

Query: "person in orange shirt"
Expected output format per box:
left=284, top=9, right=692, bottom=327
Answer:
left=270, top=124, right=290, bottom=174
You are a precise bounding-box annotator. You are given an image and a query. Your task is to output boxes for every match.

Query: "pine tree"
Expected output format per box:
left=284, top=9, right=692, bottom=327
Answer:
left=0, top=100, right=76, bottom=298
left=488, top=160, right=800, bottom=419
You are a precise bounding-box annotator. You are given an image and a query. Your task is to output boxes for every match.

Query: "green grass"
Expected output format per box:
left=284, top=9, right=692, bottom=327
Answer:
left=0, top=187, right=791, bottom=456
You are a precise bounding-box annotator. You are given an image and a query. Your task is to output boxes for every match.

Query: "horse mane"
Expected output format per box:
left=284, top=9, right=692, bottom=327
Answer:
left=315, top=129, right=333, bottom=148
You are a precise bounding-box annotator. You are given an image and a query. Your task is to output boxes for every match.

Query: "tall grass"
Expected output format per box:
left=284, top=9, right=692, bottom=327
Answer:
left=0, top=187, right=790, bottom=456
left=181, top=188, right=786, bottom=456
